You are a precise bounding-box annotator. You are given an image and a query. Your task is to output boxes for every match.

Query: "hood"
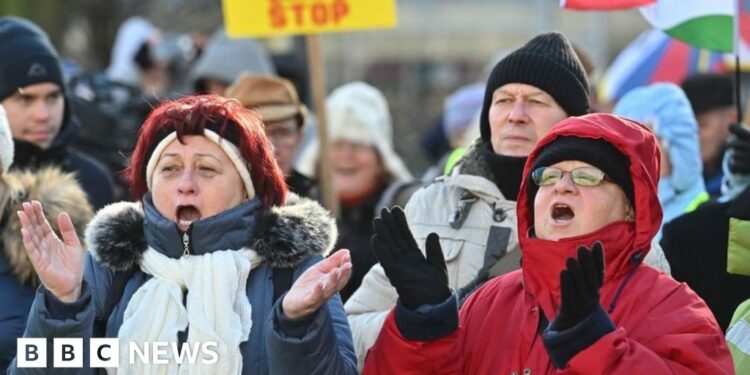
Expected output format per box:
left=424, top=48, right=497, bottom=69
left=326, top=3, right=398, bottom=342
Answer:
left=85, top=193, right=337, bottom=272
left=188, top=28, right=275, bottom=90
left=106, top=17, right=159, bottom=86
left=517, top=113, right=662, bottom=317
left=295, top=82, right=413, bottom=183
left=1, top=167, right=93, bottom=286
left=0, top=104, right=12, bottom=173
left=613, top=83, right=706, bottom=223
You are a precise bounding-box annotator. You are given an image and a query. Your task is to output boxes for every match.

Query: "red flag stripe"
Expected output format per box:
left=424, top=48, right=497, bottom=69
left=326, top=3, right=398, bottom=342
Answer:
left=562, top=0, right=655, bottom=10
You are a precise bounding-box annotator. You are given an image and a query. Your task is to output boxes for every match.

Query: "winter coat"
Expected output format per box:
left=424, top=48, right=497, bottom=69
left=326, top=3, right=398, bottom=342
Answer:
left=287, top=169, right=319, bottom=200
left=336, top=184, right=386, bottom=303
left=661, top=183, right=750, bottom=331
left=727, top=298, right=750, bottom=373
left=345, top=138, right=520, bottom=371
left=363, top=114, right=733, bottom=374
left=0, top=167, right=93, bottom=370
left=613, top=83, right=708, bottom=241
left=9, top=193, right=357, bottom=374
left=11, top=92, right=115, bottom=210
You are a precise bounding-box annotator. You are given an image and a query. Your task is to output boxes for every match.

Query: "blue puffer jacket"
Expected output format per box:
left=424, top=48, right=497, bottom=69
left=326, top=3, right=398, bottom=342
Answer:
left=613, top=83, right=708, bottom=241
left=9, top=193, right=356, bottom=374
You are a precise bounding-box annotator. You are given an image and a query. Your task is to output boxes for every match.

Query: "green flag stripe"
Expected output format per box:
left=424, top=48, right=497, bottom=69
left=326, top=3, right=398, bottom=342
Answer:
left=666, top=15, right=734, bottom=52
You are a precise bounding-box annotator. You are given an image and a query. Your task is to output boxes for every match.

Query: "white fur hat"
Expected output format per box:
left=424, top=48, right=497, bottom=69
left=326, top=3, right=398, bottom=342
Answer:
left=295, top=82, right=412, bottom=182
left=0, top=104, right=12, bottom=174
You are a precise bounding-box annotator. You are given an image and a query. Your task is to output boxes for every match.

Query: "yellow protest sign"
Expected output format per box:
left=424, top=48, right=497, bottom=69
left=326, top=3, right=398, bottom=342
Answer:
left=223, top=0, right=398, bottom=37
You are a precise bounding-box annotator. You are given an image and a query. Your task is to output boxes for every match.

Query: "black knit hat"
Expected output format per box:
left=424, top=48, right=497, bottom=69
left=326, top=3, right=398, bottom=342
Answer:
left=0, top=17, right=64, bottom=101
left=479, top=32, right=589, bottom=142
left=681, top=73, right=734, bottom=116
left=528, top=136, right=634, bottom=205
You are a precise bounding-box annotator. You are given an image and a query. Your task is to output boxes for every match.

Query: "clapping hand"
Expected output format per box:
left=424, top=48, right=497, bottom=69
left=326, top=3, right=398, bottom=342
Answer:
left=282, top=249, right=352, bottom=320
left=17, top=201, right=84, bottom=303
left=728, top=123, right=750, bottom=174
left=550, top=242, right=605, bottom=332
left=371, top=207, right=450, bottom=310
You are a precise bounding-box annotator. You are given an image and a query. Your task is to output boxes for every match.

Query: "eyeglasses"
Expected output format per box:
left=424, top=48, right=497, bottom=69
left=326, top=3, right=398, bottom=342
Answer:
left=265, top=120, right=299, bottom=146
left=531, top=166, right=612, bottom=187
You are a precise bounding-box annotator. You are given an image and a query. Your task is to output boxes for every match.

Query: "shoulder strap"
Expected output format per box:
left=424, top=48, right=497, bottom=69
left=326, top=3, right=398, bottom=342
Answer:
left=272, top=267, right=294, bottom=303
left=449, top=189, right=479, bottom=229
left=93, top=268, right=136, bottom=337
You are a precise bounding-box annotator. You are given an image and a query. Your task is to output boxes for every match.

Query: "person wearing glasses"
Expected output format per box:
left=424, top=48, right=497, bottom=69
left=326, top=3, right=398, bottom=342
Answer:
left=362, top=113, right=732, bottom=374
left=225, top=73, right=318, bottom=199
left=344, top=32, right=600, bottom=370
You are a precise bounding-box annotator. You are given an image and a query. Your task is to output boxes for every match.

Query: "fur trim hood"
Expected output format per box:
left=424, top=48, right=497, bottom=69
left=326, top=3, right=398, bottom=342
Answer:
left=86, top=193, right=338, bottom=272
left=2, top=167, right=93, bottom=286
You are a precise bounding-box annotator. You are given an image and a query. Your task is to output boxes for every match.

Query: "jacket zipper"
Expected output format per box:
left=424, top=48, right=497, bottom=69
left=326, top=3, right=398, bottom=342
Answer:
left=182, top=226, right=192, bottom=256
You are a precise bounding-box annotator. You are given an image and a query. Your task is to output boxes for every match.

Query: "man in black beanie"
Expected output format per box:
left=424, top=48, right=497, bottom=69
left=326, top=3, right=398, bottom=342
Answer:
left=681, top=73, right=737, bottom=197
left=0, top=16, right=115, bottom=369
left=0, top=16, right=114, bottom=209
left=345, top=31, right=591, bottom=369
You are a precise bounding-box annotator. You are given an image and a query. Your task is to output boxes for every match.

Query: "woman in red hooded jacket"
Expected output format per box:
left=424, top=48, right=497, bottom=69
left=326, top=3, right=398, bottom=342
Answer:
left=362, top=113, right=733, bottom=374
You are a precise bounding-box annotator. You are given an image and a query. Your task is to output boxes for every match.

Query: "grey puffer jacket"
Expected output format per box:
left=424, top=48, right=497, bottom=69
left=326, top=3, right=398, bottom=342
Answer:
left=10, top=193, right=356, bottom=374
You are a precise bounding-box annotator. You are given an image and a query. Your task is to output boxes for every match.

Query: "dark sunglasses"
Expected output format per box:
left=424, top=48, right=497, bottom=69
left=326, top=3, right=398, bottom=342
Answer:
left=531, top=166, right=612, bottom=187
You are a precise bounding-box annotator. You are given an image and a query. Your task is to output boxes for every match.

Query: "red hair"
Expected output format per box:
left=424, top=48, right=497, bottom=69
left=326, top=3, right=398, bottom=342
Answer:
left=125, top=94, right=287, bottom=209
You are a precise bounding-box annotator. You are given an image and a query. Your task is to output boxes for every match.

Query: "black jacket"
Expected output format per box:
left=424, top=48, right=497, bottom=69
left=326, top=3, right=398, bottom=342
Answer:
left=661, top=184, right=750, bottom=331
left=336, top=185, right=388, bottom=303
left=287, top=169, right=318, bottom=200
left=11, top=98, right=114, bottom=210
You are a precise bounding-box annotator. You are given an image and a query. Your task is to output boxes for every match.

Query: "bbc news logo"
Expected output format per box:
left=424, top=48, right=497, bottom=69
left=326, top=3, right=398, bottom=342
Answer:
left=17, top=338, right=219, bottom=368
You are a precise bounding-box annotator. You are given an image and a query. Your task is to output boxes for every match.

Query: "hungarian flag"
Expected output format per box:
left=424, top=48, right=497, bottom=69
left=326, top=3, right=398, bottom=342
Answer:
left=640, top=0, right=735, bottom=52
left=731, top=0, right=750, bottom=69
left=560, top=0, right=655, bottom=10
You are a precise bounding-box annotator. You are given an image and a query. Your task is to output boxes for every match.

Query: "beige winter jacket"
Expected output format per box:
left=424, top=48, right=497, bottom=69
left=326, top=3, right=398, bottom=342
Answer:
left=344, top=140, right=521, bottom=371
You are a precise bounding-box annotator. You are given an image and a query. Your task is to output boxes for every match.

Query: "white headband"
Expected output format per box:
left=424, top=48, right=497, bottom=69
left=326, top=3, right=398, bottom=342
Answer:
left=145, top=129, right=256, bottom=199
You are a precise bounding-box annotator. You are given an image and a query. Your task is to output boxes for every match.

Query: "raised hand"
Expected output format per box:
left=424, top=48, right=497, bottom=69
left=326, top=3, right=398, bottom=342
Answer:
left=17, top=201, right=85, bottom=303
left=728, top=123, right=750, bottom=174
left=550, top=242, right=605, bottom=332
left=371, top=207, right=450, bottom=310
left=282, top=249, right=352, bottom=320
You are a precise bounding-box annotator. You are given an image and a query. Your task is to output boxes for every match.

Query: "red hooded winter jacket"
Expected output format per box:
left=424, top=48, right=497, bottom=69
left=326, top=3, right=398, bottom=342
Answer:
left=363, top=114, right=734, bottom=374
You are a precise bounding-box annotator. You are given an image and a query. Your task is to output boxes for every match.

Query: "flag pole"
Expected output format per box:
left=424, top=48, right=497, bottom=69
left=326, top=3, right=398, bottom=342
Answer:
left=735, top=0, right=744, bottom=122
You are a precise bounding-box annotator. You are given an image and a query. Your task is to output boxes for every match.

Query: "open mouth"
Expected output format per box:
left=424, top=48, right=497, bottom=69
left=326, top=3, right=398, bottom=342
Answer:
left=335, top=167, right=358, bottom=177
left=176, top=205, right=201, bottom=231
left=551, top=203, right=575, bottom=223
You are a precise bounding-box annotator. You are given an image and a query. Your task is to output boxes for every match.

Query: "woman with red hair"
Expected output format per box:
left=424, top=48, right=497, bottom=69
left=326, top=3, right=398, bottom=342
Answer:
left=10, top=95, right=357, bottom=374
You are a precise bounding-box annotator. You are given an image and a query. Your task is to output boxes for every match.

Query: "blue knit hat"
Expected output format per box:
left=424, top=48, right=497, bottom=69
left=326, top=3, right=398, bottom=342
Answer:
left=0, top=17, right=64, bottom=101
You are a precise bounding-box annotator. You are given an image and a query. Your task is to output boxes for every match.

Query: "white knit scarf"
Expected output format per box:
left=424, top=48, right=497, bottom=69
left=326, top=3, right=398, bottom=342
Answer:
left=112, top=247, right=263, bottom=374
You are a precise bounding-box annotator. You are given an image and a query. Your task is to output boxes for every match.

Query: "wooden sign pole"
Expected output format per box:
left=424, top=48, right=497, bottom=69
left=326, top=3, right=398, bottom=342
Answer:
left=306, top=34, right=340, bottom=217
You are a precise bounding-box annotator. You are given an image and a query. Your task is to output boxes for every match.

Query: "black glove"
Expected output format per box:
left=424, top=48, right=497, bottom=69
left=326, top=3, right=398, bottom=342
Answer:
left=728, top=123, right=750, bottom=175
left=550, top=243, right=605, bottom=332
left=371, top=207, right=450, bottom=310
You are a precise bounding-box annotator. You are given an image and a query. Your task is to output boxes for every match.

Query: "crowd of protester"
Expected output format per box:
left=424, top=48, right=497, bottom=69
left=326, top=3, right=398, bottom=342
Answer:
left=1, top=13, right=749, bottom=374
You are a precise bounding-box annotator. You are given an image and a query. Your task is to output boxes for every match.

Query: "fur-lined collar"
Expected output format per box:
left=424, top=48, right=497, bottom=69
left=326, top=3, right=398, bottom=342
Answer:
left=2, top=168, right=93, bottom=286
left=454, top=138, right=498, bottom=179
left=86, top=193, right=337, bottom=272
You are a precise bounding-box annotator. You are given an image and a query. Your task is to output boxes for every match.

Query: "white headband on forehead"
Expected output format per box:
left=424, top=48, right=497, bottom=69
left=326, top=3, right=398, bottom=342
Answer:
left=145, top=129, right=256, bottom=199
